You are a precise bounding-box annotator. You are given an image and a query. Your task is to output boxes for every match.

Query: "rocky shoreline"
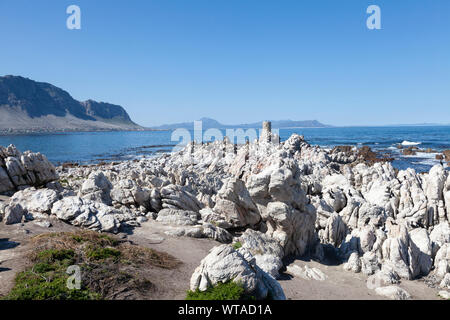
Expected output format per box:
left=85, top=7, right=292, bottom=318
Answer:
left=1, top=123, right=449, bottom=300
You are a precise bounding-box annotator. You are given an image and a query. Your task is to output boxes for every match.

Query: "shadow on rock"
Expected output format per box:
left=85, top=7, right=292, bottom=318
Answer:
left=0, top=238, right=20, bottom=251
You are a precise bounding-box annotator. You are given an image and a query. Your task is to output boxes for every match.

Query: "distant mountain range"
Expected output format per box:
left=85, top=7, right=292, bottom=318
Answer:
left=0, top=76, right=142, bottom=133
left=152, top=117, right=330, bottom=130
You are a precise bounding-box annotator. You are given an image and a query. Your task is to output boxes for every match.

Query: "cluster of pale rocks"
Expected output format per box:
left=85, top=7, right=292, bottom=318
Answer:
left=1, top=125, right=450, bottom=300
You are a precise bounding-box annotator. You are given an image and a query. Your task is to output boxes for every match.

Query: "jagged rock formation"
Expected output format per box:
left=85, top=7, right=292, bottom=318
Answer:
left=1, top=122, right=449, bottom=298
left=0, top=144, right=58, bottom=195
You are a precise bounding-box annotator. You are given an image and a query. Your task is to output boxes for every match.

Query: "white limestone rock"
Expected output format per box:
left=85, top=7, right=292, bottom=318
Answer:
left=264, top=201, right=316, bottom=257
left=213, top=178, right=261, bottom=228
left=190, top=244, right=286, bottom=300
left=343, top=251, right=361, bottom=273
left=238, top=229, right=284, bottom=277
left=375, top=286, right=411, bottom=300
left=156, top=208, right=199, bottom=226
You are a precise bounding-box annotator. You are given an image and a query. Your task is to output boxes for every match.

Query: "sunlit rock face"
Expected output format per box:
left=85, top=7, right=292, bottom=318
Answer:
left=2, top=122, right=449, bottom=287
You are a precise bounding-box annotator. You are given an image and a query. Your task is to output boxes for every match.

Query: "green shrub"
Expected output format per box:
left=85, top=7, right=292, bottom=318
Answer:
left=86, top=247, right=121, bottom=261
left=2, top=231, right=177, bottom=300
left=36, top=249, right=76, bottom=264
left=186, top=281, right=246, bottom=300
left=3, top=249, right=98, bottom=300
left=232, top=242, right=242, bottom=250
left=4, top=271, right=99, bottom=300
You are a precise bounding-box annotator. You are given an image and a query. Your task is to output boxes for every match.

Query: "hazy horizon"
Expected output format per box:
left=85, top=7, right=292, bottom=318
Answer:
left=147, top=116, right=450, bottom=128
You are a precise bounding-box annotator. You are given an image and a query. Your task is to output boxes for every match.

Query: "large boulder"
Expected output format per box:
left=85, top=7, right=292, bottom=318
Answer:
left=319, top=213, right=348, bottom=247
left=51, top=196, right=122, bottom=233
left=160, top=184, right=202, bottom=212
left=422, top=165, right=447, bottom=226
left=264, top=201, right=316, bottom=257
left=110, top=179, right=153, bottom=211
left=0, top=145, right=58, bottom=195
left=190, top=245, right=286, bottom=300
left=213, top=178, right=261, bottom=228
left=2, top=202, right=25, bottom=225
left=80, top=171, right=113, bottom=205
left=9, top=188, right=58, bottom=218
left=238, top=229, right=284, bottom=278
left=434, top=244, right=450, bottom=279
left=381, top=220, right=431, bottom=280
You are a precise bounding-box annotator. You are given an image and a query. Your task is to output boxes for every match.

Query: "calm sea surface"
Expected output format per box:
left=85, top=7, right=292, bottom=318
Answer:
left=0, top=126, right=449, bottom=172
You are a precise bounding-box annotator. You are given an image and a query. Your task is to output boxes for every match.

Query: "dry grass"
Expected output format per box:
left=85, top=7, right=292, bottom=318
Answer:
left=30, top=230, right=181, bottom=269
left=4, top=230, right=181, bottom=300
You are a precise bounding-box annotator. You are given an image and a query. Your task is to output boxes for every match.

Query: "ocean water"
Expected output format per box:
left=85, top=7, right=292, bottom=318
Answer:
left=0, top=126, right=449, bottom=172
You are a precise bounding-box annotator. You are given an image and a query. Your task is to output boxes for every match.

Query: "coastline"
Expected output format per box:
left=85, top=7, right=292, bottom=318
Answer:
left=0, top=127, right=168, bottom=136
left=1, top=124, right=450, bottom=300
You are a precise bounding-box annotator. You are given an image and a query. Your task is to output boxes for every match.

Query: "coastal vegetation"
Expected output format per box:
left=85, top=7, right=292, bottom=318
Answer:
left=186, top=281, right=247, bottom=300
left=2, top=231, right=180, bottom=300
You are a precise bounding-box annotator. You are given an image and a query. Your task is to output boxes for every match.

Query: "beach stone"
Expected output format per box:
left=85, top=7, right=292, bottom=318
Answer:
left=438, top=290, right=450, bottom=299
left=434, top=244, right=450, bottom=278
left=286, top=264, right=327, bottom=281
left=3, top=202, right=25, bottom=224
left=343, top=252, right=362, bottom=273
left=440, top=273, right=450, bottom=289
left=375, top=286, right=411, bottom=300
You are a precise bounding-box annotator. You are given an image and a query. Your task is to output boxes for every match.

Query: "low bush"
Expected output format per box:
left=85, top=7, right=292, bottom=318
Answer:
left=186, top=281, right=246, bottom=300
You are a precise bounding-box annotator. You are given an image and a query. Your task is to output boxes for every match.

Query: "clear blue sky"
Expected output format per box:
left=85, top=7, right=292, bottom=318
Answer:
left=0, top=0, right=449, bottom=127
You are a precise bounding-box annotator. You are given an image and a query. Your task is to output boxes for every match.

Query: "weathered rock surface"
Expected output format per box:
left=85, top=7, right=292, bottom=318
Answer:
left=2, top=125, right=450, bottom=295
left=190, top=244, right=286, bottom=300
left=237, top=229, right=284, bottom=277
left=375, top=286, right=411, bottom=300
left=0, top=145, right=58, bottom=195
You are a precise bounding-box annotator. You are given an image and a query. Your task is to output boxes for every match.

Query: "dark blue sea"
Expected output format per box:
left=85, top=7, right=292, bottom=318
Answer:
left=1, top=126, right=449, bottom=172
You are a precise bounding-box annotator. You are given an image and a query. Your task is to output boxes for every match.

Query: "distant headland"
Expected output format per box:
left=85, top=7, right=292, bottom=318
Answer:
left=0, top=75, right=143, bottom=134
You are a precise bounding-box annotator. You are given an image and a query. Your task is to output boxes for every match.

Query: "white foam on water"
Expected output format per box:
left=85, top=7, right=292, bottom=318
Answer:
left=415, top=158, right=440, bottom=167
left=401, top=152, right=438, bottom=158
left=401, top=140, right=421, bottom=146
left=400, top=151, right=443, bottom=168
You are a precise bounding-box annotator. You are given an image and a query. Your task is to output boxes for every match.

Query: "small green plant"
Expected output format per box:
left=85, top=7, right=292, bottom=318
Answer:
left=186, top=281, right=245, bottom=300
left=86, top=247, right=121, bottom=261
left=37, top=249, right=76, bottom=264
left=232, top=242, right=242, bottom=250
left=3, top=249, right=97, bottom=300
left=2, top=231, right=179, bottom=300
left=72, top=235, right=85, bottom=243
